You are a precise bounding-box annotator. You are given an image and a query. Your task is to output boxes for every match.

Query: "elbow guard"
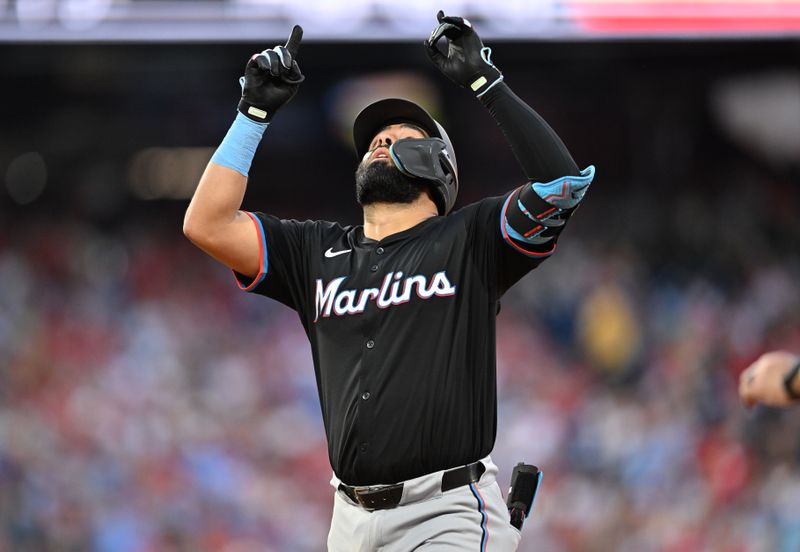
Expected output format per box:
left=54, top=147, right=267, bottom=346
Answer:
left=503, top=184, right=569, bottom=246
left=503, top=166, right=595, bottom=245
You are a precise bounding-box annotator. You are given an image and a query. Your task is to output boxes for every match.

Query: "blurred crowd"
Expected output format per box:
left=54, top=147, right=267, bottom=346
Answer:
left=2, top=164, right=800, bottom=552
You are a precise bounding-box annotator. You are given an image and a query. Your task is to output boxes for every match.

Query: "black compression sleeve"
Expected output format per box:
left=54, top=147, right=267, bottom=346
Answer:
left=479, top=82, right=580, bottom=181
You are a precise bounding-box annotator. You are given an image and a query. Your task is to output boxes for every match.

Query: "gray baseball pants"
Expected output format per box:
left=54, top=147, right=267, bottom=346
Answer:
left=327, top=456, right=522, bottom=551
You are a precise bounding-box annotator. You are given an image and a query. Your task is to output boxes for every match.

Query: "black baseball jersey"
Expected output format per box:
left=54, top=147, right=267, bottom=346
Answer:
left=235, top=192, right=560, bottom=486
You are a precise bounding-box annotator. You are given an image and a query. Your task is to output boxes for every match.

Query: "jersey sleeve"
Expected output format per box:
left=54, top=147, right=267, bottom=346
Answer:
left=463, top=192, right=563, bottom=297
left=232, top=211, right=313, bottom=313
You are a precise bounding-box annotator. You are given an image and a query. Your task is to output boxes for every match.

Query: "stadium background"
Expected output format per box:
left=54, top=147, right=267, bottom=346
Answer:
left=2, top=2, right=800, bottom=551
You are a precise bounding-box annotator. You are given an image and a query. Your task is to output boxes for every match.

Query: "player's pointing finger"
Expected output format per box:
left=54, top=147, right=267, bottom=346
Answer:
left=285, top=25, right=303, bottom=58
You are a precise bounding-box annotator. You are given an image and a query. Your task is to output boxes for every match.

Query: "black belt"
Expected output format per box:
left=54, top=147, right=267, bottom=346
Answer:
left=338, top=461, right=486, bottom=511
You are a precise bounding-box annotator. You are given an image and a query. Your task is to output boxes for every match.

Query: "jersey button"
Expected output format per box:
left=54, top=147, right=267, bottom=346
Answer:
left=360, top=443, right=369, bottom=453
left=370, top=264, right=379, bottom=272
left=376, top=247, right=384, bottom=255
left=361, top=391, right=371, bottom=401
left=366, top=340, right=375, bottom=349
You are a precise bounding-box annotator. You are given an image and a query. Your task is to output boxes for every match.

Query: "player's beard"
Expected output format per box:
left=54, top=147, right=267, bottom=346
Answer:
left=355, top=160, right=429, bottom=207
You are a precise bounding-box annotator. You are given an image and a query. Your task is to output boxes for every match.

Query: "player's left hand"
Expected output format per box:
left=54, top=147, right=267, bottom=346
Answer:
left=739, top=351, right=800, bottom=408
left=424, top=10, right=503, bottom=97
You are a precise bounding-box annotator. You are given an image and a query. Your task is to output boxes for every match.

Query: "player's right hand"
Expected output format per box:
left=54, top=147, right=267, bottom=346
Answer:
left=238, top=25, right=305, bottom=123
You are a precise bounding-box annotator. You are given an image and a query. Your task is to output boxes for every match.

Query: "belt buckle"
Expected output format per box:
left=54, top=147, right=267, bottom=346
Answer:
left=352, top=483, right=403, bottom=510
left=353, top=485, right=378, bottom=509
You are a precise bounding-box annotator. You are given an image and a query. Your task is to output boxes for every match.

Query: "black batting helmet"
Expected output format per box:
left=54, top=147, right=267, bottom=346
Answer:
left=353, top=98, right=458, bottom=215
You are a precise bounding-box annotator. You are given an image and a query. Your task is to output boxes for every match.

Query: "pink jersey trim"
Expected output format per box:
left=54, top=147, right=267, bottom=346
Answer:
left=233, top=211, right=268, bottom=292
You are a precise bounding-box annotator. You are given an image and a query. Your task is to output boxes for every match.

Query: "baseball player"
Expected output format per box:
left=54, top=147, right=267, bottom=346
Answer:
left=740, top=350, right=800, bottom=408
left=184, top=12, right=594, bottom=551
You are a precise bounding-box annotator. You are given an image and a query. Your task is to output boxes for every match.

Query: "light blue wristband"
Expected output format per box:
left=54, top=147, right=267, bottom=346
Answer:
left=210, top=112, right=268, bottom=177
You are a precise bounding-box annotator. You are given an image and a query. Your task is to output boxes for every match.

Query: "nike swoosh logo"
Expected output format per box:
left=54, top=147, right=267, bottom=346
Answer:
left=324, top=247, right=352, bottom=258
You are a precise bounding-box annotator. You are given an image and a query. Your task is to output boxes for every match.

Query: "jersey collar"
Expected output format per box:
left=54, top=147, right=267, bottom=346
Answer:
left=353, top=216, right=440, bottom=248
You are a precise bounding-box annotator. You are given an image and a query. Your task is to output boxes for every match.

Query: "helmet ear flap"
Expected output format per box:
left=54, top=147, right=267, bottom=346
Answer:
left=389, top=138, right=455, bottom=215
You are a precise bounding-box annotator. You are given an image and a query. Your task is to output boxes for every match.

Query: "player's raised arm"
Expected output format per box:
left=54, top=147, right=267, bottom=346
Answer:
left=183, top=26, right=305, bottom=278
left=425, top=12, right=594, bottom=256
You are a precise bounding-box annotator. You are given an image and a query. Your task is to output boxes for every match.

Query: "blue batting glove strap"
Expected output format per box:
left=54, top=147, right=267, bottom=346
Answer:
left=210, top=112, right=269, bottom=177
left=532, top=165, right=595, bottom=209
left=474, top=47, right=504, bottom=98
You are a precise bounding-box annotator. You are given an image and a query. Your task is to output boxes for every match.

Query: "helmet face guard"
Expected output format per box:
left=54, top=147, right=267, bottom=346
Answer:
left=353, top=98, right=459, bottom=215
left=389, top=138, right=457, bottom=216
